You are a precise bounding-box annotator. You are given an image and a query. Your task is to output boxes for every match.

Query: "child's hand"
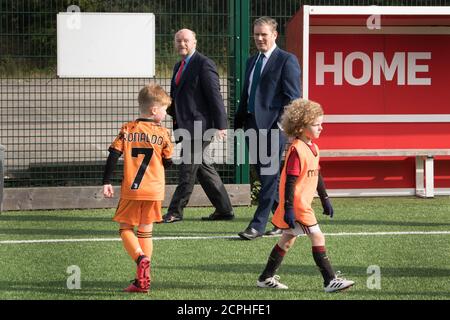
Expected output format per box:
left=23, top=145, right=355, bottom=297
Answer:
left=103, top=184, right=114, bottom=198
left=320, top=197, right=334, bottom=218
left=283, top=208, right=296, bottom=229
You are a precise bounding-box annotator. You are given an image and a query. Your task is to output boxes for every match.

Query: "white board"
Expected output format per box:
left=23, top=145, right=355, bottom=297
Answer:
left=57, top=13, right=155, bottom=78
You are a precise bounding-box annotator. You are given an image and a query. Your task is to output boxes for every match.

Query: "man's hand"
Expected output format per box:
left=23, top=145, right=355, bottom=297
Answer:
left=284, top=208, right=296, bottom=229
left=103, top=184, right=114, bottom=198
left=320, top=197, right=334, bottom=218
left=216, top=129, right=227, bottom=141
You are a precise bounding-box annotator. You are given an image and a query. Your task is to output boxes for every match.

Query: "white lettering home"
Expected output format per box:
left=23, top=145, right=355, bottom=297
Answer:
left=316, top=51, right=431, bottom=86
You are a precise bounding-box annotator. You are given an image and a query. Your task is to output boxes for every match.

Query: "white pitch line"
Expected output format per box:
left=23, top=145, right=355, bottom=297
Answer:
left=324, top=231, right=450, bottom=236
left=0, top=230, right=449, bottom=245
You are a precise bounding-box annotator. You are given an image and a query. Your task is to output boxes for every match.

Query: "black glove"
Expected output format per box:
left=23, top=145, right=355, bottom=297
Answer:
left=320, top=197, right=334, bottom=218
left=283, top=208, right=296, bottom=229
left=163, top=158, right=173, bottom=169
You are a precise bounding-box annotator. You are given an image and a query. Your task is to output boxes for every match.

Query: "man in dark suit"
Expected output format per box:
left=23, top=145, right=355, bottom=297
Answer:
left=234, top=17, right=301, bottom=239
left=164, top=28, right=234, bottom=223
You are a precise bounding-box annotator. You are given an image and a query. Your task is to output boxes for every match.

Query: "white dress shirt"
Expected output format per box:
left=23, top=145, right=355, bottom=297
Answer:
left=247, top=44, right=278, bottom=97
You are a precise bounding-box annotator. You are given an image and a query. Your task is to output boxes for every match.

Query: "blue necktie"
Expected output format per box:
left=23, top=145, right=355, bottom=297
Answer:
left=247, top=54, right=264, bottom=114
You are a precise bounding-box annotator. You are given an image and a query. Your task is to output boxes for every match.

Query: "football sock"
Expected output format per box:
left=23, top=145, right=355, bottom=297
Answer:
left=312, top=246, right=335, bottom=286
left=136, top=254, right=148, bottom=265
left=259, top=244, right=286, bottom=281
left=119, top=228, right=144, bottom=262
left=137, top=230, right=153, bottom=260
left=134, top=255, right=150, bottom=289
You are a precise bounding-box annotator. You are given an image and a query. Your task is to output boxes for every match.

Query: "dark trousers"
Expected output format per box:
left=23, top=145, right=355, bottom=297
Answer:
left=167, top=139, right=233, bottom=217
left=245, top=114, right=286, bottom=233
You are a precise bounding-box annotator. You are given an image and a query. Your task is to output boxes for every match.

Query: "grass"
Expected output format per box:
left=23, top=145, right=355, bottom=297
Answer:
left=0, top=196, right=449, bottom=300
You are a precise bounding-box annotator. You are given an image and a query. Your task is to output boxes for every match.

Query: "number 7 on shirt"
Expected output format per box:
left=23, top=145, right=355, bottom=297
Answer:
left=131, top=147, right=153, bottom=190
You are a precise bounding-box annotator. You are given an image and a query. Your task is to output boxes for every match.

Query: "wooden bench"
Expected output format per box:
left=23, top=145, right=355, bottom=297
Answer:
left=320, top=149, right=450, bottom=198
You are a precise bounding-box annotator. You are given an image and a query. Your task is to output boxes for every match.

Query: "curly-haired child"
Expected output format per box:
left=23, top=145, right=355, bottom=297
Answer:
left=256, top=98, right=354, bottom=293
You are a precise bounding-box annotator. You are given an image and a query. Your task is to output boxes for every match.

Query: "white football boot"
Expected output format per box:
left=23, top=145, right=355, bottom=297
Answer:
left=324, top=271, right=355, bottom=293
left=257, top=275, right=288, bottom=289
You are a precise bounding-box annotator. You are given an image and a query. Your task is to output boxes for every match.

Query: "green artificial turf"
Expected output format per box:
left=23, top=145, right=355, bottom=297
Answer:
left=0, top=196, right=449, bottom=300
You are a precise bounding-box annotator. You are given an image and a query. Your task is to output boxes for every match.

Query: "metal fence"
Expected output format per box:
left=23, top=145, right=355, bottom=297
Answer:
left=1, top=0, right=448, bottom=188
left=1, top=0, right=234, bottom=187
left=0, top=144, right=4, bottom=210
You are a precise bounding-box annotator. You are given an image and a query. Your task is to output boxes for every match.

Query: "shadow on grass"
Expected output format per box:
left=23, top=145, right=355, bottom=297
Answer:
left=0, top=280, right=150, bottom=298
left=153, top=280, right=261, bottom=292
left=320, top=219, right=450, bottom=227
left=341, top=288, right=450, bottom=299
left=0, top=280, right=107, bottom=294
left=157, top=263, right=450, bottom=279
left=0, top=279, right=276, bottom=298
left=0, top=228, right=117, bottom=237
left=0, top=215, right=112, bottom=223
left=0, top=227, right=244, bottom=238
left=156, top=217, right=251, bottom=223
left=2, top=214, right=448, bottom=227
left=1, top=280, right=447, bottom=300
left=155, top=230, right=241, bottom=237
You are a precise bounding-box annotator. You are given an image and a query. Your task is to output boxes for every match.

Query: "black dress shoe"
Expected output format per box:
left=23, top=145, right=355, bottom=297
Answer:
left=238, top=227, right=263, bottom=240
left=163, top=214, right=183, bottom=223
left=201, top=212, right=235, bottom=221
left=265, top=227, right=283, bottom=236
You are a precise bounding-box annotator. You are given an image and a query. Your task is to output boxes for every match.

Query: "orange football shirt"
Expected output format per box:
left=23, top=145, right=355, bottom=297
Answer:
left=272, top=139, right=320, bottom=228
left=109, top=119, right=173, bottom=201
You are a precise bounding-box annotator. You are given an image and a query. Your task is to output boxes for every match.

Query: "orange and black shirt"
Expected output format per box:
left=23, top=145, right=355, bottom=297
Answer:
left=103, top=118, right=173, bottom=201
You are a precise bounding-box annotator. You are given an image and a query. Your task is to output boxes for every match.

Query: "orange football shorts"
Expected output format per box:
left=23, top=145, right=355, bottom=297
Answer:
left=113, top=199, right=163, bottom=226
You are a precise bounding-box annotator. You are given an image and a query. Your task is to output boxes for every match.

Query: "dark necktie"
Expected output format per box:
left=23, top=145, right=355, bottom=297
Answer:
left=247, top=53, right=264, bottom=114
left=175, top=59, right=185, bottom=86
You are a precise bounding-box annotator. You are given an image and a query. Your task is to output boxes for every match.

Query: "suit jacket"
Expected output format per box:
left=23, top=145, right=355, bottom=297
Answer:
left=167, top=51, right=228, bottom=137
left=234, top=47, right=301, bottom=130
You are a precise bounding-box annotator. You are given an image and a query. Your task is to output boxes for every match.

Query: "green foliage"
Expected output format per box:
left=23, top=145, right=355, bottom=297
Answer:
left=2, top=0, right=445, bottom=76
left=0, top=0, right=231, bottom=76
left=251, top=180, right=261, bottom=205
left=0, top=56, right=17, bottom=76
left=250, top=165, right=260, bottom=205
left=0, top=56, right=55, bottom=77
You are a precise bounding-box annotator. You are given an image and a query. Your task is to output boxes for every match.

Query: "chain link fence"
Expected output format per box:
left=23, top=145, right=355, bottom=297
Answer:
left=1, top=0, right=447, bottom=189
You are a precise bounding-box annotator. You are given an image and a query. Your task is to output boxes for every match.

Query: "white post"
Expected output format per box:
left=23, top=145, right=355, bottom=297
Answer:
left=415, top=156, right=425, bottom=197
left=303, top=5, right=310, bottom=99
left=424, top=156, right=435, bottom=198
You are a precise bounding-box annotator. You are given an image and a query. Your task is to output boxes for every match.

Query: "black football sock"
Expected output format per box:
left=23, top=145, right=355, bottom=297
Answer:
left=259, top=244, right=286, bottom=281
left=136, top=253, right=146, bottom=265
left=312, top=246, right=335, bottom=286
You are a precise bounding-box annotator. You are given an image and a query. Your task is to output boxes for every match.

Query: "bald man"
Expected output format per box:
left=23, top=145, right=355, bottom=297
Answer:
left=163, top=29, right=234, bottom=223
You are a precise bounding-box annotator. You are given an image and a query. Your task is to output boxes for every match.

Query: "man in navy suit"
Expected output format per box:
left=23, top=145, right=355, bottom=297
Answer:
left=164, top=29, right=234, bottom=223
left=234, top=17, right=301, bottom=239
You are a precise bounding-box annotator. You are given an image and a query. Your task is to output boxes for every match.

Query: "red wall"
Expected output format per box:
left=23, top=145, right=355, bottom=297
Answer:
left=285, top=11, right=450, bottom=191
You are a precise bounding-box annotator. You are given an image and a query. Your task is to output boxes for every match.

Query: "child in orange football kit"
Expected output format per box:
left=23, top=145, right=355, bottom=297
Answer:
left=257, top=98, right=354, bottom=293
left=103, top=83, right=173, bottom=293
